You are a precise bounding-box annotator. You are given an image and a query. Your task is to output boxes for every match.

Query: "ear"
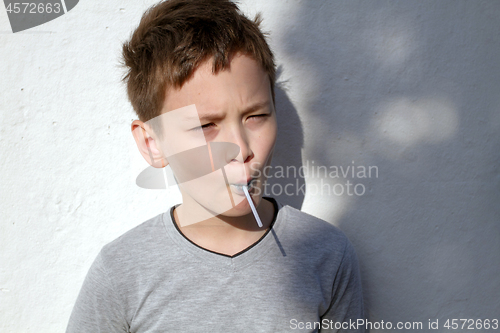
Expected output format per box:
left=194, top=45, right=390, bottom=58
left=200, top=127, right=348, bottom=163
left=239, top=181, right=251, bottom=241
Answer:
left=131, top=120, right=168, bottom=168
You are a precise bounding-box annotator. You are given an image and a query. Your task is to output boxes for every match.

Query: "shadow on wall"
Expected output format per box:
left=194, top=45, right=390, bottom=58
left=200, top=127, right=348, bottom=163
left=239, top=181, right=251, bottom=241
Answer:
left=266, top=68, right=305, bottom=210
left=274, top=0, right=500, bottom=328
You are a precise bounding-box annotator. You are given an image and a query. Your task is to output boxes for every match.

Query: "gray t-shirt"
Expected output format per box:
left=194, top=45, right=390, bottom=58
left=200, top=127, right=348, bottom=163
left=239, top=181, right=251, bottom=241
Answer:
left=67, top=200, right=364, bottom=332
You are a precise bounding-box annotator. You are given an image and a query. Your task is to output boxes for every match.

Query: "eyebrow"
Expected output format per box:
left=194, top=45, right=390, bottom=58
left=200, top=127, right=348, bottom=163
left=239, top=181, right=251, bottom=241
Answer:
left=193, top=101, right=271, bottom=123
left=241, top=101, right=271, bottom=115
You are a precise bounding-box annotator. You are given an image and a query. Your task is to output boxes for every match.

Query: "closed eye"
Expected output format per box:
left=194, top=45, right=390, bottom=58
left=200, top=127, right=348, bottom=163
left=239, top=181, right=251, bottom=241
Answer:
left=191, top=123, right=216, bottom=131
left=249, top=114, right=270, bottom=119
left=247, top=114, right=271, bottom=123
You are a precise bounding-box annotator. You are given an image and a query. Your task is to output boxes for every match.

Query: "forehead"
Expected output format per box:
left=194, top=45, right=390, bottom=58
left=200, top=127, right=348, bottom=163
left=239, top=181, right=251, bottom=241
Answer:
left=162, top=54, right=272, bottom=114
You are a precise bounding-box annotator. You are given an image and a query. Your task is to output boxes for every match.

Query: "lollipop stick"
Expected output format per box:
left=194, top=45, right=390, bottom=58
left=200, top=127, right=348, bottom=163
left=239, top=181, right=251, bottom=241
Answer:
left=242, top=185, right=263, bottom=228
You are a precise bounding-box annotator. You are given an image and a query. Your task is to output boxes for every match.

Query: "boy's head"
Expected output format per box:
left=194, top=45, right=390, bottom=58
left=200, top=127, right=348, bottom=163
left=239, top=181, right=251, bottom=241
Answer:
left=124, top=0, right=278, bottom=224
left=122, top=0, right=276, bottom=123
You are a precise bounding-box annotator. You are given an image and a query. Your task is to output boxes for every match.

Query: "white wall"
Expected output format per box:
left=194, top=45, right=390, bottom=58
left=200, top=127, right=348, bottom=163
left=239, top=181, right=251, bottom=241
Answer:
left=1, top=1, right=499, bottom=332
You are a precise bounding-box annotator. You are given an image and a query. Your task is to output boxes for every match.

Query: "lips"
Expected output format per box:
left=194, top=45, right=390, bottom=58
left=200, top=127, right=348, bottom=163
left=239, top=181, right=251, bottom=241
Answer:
left=229, top=178, right=257, bottom=195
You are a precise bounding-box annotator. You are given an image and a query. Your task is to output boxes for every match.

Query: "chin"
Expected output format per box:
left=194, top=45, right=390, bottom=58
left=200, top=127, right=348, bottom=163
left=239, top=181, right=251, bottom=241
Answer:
left=219, top=193, right=260, bottom=218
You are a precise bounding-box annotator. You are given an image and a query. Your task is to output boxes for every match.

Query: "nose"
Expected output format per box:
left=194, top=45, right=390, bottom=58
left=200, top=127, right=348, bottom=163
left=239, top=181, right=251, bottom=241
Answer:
left=226, top=124, right=253, bottom=164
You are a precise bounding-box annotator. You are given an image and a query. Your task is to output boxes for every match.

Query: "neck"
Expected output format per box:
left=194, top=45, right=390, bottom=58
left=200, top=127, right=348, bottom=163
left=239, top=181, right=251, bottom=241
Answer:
left=173, top=198, right=275, bottom=256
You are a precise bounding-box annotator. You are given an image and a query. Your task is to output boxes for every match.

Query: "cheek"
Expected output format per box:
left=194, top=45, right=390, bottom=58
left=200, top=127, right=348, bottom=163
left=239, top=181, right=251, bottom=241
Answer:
left=255, top=121, right=277, bottom=160
left=265, top=116, right=278, bottom=147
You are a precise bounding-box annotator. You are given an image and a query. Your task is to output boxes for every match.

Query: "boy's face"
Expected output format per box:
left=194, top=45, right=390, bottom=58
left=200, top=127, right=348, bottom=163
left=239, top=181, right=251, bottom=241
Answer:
left=147, top=54, right=277, bottom=223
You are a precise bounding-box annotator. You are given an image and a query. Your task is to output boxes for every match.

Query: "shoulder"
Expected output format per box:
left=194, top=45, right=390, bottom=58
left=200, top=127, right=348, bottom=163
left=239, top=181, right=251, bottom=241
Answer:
left=279, top=205, right=351, bottom=248
left=274, top=204, right=362, bottom=294
left=98, top=211, right=169, bottom=265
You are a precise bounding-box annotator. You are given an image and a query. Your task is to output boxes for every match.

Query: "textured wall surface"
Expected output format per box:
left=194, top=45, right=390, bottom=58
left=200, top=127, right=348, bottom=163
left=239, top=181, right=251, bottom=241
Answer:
left=1, top=1, right=499, bottom=332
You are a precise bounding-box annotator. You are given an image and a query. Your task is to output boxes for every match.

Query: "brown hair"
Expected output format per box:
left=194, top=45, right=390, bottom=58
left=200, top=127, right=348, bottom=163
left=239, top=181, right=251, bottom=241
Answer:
left=122, top=0, right=276, bottom=122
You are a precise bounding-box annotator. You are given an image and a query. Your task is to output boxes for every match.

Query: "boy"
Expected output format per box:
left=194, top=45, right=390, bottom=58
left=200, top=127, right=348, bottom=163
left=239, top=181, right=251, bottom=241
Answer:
left=67, top=0, right=364, bottom=332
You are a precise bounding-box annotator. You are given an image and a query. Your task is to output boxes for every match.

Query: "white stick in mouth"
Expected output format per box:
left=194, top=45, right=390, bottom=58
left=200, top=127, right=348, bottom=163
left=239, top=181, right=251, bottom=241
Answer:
left=242, top=185, right=263, bottom=228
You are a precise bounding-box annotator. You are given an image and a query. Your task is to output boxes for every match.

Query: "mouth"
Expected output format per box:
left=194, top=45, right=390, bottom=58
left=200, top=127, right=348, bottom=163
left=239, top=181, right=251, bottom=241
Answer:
left=229, top=178, right=257, bottom=195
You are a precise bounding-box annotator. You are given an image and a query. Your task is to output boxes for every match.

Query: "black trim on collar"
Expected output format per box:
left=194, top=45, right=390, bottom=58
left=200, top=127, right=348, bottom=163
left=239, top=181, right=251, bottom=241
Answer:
left=170, top=197, right=279, bottom=259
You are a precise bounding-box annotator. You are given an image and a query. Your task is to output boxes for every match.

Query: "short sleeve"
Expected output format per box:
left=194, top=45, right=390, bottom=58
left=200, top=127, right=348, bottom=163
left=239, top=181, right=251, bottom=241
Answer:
left=66, top=251, right=129, bottom=333
left=320, top=241, right=365, bottom=333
